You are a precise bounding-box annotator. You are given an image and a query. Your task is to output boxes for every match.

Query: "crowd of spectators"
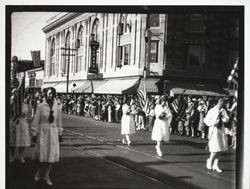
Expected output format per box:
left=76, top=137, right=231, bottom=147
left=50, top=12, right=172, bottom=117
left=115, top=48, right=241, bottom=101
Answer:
left=25, top=91, right=238, bottom=149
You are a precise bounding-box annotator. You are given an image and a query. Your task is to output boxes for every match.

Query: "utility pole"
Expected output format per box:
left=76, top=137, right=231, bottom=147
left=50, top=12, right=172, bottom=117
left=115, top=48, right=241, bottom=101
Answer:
left=61, top=47, right=76, bottom=96
left=145, top=14, right=151, bottom=76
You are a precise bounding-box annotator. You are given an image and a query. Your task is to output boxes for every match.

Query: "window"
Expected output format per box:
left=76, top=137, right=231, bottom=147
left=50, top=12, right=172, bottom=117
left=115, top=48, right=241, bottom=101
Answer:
left=187, top=14, right=206, bottom=33
left=187, top=45, right=206, bottom=66
left=63, top=32, right=71, bottom=75
left=124, top=44, right=131, bottom=65
left=117, top=44, right=131, bottom=66
left=77, top=26, right=84, bottom=47
left=76, top=26, right=84, bottom=73
left=29, top=78, right=35, bottom=87
left=50, top=38, right=56, bottom=76
left=119, top=14, right=132, bottom=35
left=150, top=41, right=159, bottom=63
left=149, top=14, right=160, bottom=27
left=92, top=19, right=100, bottom=42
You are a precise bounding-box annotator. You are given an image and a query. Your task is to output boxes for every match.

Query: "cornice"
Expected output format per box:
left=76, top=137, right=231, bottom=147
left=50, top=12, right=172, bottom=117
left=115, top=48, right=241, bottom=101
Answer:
left=42, top=12, right=83, bottom=33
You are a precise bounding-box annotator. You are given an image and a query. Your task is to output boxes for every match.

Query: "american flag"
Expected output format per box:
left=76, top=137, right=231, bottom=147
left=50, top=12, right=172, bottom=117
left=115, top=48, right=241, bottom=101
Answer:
left=136, top=89, right=149, bottom=114
left=171, top=97, right=178, bottom=113
left=227, top=58, right=238, bottom=88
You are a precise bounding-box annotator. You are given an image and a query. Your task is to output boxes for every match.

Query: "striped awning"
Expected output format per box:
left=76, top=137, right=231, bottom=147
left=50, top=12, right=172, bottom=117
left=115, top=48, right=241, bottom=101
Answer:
left=74, top=80, right=107, bottom=93
left=54, top=82, right=73, bottom=93
left=68, top=80, right=87, bottom=92
left=138, top=78, right=162, bottom=94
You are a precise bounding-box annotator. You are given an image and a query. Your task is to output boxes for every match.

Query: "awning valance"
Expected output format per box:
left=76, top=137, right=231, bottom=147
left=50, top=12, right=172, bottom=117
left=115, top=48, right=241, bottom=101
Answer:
left=41, top=82, right=58, bottom=90
left=69, top=81, right=87, bottom=92
left=94, top=78, right=139, bottom=94
left=138, top=78, right=162, bottom=94
left=74, top=80, right=107, bottom=93
left=54, top=82, right=73, bottom=93
left=165, top=80, right=224, bottom=96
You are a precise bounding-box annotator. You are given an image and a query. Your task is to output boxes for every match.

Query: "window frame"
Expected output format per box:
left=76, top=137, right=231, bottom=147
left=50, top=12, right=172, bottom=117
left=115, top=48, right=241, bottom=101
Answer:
left=186, top=45, right=206, bottom=67
left=149, top=40, right=159, bottom=63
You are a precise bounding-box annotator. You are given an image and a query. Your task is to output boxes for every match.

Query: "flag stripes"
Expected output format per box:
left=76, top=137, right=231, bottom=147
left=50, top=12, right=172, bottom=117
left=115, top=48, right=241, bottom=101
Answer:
left=227, top=58, right=238, bottom=87
left=171, top=98, right=178, bottom=113
left=136, top=89, right=150, bottom=114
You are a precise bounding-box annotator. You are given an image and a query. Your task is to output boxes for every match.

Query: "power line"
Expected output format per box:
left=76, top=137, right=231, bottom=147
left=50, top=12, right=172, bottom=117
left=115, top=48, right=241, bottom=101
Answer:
left=12, top=12, right=49, bottom=39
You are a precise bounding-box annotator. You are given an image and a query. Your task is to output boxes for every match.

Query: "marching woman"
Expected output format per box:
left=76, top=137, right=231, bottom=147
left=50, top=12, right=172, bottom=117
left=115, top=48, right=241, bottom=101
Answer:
left=121, top=97, right=137, bottom=146
left=15, top=97, right=31, bottom=163
left=151, top=95, right=172, bottom=157
left=204, top=98, right=229, bottom=172
left=31, top=87, right=63, bottom=186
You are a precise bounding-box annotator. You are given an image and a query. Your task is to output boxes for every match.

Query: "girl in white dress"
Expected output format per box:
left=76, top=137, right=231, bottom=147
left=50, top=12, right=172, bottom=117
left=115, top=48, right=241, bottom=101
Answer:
left=15, top=98, right=31, bottom=163
left=151, top=95, right=172, bottom=156
left=204, top=98, right=229, bottom=172
left=31, top=87, right=63, bottom=186
left=121, top=98, right=137, bottom=146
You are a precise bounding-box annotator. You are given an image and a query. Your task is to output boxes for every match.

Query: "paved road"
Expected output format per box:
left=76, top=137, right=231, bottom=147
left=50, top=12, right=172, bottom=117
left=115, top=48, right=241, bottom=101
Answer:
left=7, top=114, right=236, bottom=189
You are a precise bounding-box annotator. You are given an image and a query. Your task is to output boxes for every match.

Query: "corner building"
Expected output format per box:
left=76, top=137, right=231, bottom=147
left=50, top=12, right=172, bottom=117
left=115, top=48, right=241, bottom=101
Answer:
left=42, top=12, right=239, bottom=96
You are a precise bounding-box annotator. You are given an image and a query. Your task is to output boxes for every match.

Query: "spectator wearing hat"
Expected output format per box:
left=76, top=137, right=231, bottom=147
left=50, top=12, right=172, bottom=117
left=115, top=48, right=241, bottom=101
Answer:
left=151, top=95, right=172, bottom=157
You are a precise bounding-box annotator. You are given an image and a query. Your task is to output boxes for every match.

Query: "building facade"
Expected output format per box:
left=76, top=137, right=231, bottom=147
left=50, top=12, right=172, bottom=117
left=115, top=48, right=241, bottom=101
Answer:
left=42, top=12, right=239, bottom=96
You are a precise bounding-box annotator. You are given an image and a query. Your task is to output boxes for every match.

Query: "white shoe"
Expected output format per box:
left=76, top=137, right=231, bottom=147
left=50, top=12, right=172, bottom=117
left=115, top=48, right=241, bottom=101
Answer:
left=206, top=159, right=212, bottom=170
left=127, top=141, right=131, bottom=146
left=122, top=138, right=126, bottom=144
left=44, top=178, right=53, bottom=186
left=155, top=146, right=162, bottom=157
left=212, top=159, right=222, bottom=173
left=34, top=171, right=41, bottom=182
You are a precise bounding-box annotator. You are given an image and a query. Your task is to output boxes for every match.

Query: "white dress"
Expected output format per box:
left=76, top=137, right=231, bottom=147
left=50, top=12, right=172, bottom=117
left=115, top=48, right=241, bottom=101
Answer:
left=151, top=104, right=172, bottom=142
left=204, top=106, right=229, bottom=152
left=15, top=103, right=31, bottom=147
left=121, top=104, right=136, bottom=135
left=31, top=101, right=63, bottom=163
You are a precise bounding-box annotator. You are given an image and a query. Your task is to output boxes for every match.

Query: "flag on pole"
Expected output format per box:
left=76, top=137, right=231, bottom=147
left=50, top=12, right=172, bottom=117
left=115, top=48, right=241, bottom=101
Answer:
left=227, top=58, right=238, bottom=88
left=136, top=89, right=150, bottom=114
left=171, top=97, right=178, bottom=113
left=30, top=50, right=41, bottom=67
left=13, top=75, right=25, bottom=119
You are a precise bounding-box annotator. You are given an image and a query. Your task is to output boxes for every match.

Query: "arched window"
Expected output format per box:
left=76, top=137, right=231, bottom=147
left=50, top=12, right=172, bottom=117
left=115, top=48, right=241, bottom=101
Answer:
left=119, top=14, right=132, bottom=34
left=63, top=32, right=71, bottom=74
left=92, top=19, right=100, bottom=42
left=50, top=38, right=56, bottom=76
left=76, top=26, right=84, bottom=72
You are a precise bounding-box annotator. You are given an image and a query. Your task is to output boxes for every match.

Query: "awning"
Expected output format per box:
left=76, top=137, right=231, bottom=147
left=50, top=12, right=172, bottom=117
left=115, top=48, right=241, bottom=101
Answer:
left=41, top=82, right=58, bottom=90
left=94, top=78, right=139, bottom=94
left=74, top=80, right=107, bottom=93
left=138, top=78, right=162, bottom=94
left=165, top=80, right=224, bottom=96
left=68, top=80, right=87, bottom=92
left=54, top=82, right=73, bottom=93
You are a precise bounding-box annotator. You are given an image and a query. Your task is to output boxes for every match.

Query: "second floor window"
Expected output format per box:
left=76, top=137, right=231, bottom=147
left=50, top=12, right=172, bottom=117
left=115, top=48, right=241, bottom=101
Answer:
left=149, top=14, right=160, bottom=27
left=187, top=14, right=206, bottom=33
left=187, top=45, right=206, bottom=67
left=117, top=44, right=131, bottom=66
left=50, top=38, right=56, bottom=76
left=150, top=41, right=159, bottom=63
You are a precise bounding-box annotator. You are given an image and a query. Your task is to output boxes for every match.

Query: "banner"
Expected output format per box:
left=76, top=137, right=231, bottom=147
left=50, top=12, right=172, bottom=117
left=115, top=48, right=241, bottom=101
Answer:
left=30, top=50, right=41, bottom=67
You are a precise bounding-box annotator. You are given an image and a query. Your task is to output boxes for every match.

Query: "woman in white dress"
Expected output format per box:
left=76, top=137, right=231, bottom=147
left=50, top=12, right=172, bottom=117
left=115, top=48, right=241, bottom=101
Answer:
left=204, top=98, right=229, bottom=172
left=151, top=95, right=172, bottom=157
left=31, top=87, right=63, bottom=186
left=15, top=97, right=31, bottom=163
left=121, top=98, right=137, bottom=146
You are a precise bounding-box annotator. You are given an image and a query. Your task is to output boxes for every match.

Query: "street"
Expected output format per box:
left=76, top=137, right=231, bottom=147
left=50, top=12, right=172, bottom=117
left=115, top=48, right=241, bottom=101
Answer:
left=8, top=113, right=236, bottom=189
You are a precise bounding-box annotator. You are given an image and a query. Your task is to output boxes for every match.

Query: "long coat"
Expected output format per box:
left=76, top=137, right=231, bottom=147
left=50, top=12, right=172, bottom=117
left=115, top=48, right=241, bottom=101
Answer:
left=31, top=101, right=63, bottom=163
left=204, top=106, right=229, bottom=152
left=151, top=104, right=172, bottom=142
left=121, top=104, right=136, bottom=135
left=16, top=103, right=30, bottom=147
